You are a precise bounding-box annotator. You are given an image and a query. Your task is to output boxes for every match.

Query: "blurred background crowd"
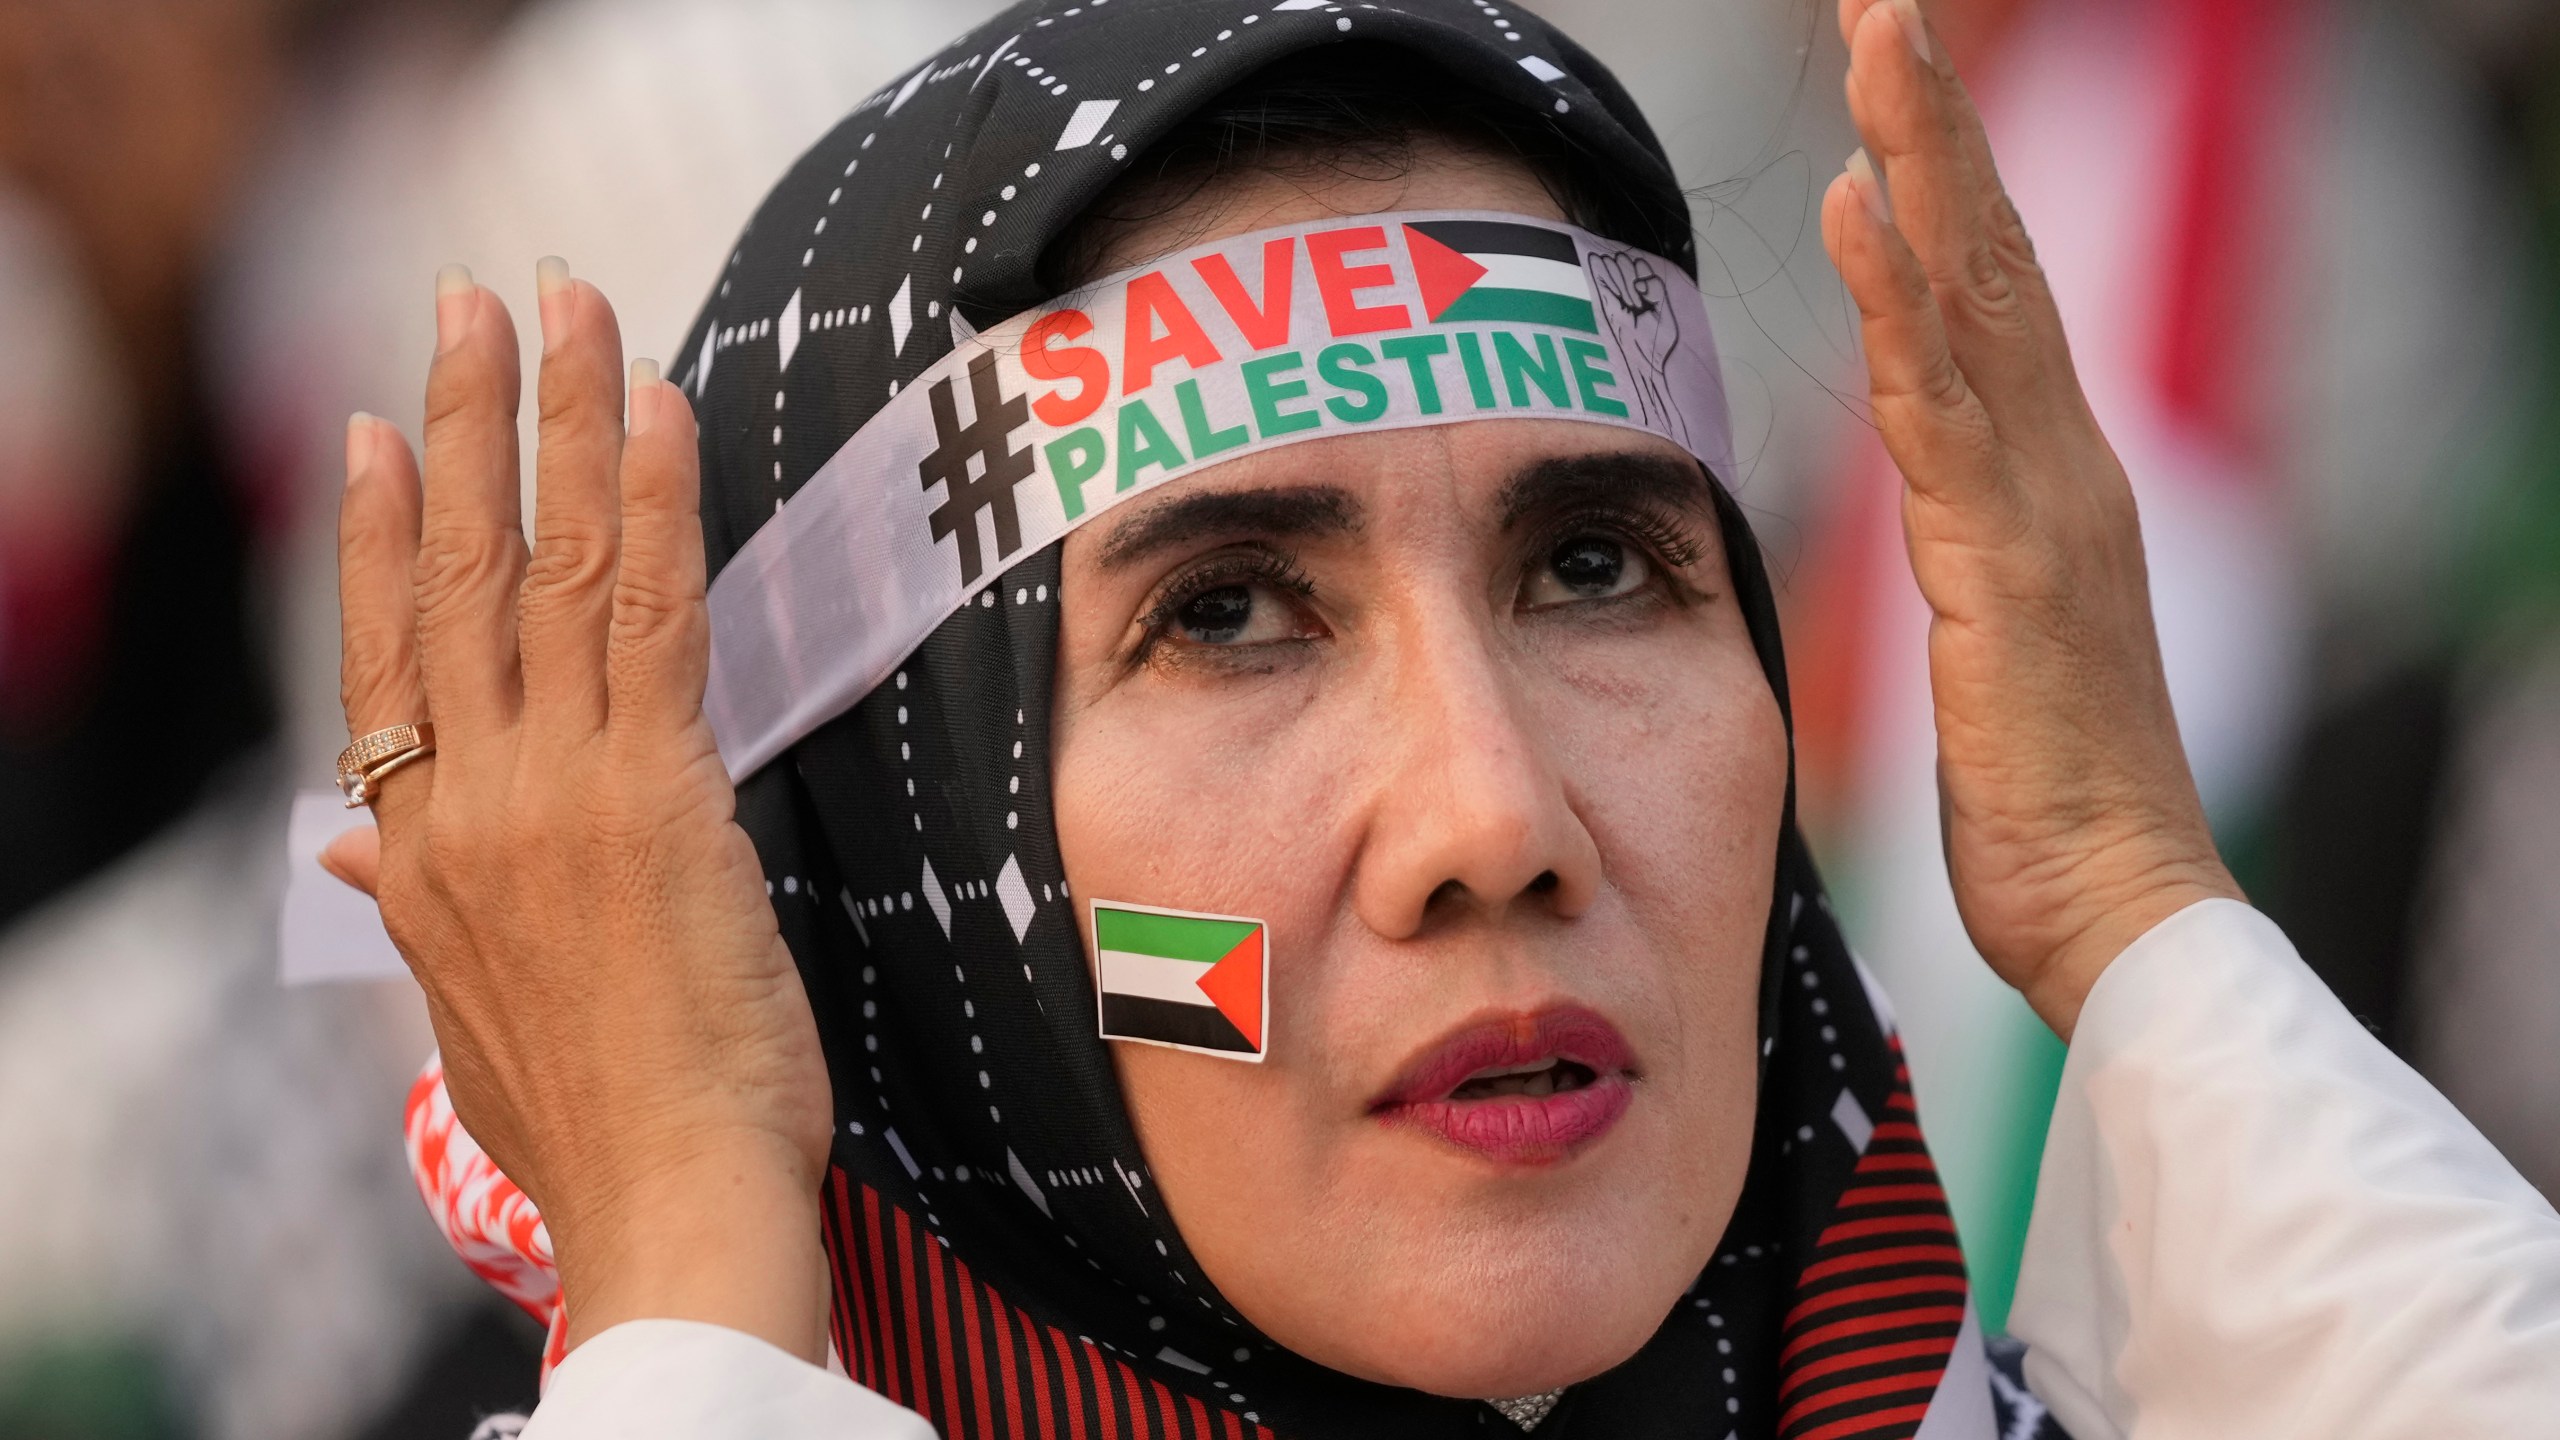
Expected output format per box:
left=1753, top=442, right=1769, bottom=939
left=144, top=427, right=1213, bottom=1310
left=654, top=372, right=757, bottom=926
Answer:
left=0, top=0, right=2549, bottom=1434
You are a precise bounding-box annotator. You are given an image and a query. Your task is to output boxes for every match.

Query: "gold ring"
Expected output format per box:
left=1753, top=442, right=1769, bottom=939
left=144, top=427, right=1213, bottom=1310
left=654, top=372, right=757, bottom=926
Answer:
left=337, top=721, right=436, bottom=808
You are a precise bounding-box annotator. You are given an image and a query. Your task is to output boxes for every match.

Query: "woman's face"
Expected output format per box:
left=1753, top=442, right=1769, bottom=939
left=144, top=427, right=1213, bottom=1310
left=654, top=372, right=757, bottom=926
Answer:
left=1050, top=145, right=1789, bottom=1399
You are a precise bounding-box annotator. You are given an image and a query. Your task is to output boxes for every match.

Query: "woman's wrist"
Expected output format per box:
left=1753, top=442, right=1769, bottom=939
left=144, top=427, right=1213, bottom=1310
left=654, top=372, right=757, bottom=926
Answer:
left=2013, top=860, right=2244, bottom=1041
left=551, top=1126, right=831, bottom=1365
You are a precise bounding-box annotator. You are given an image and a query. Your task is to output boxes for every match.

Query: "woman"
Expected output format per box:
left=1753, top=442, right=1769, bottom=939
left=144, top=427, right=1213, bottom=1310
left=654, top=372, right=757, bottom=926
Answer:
left=323, top=0, right=2560, bottom=1435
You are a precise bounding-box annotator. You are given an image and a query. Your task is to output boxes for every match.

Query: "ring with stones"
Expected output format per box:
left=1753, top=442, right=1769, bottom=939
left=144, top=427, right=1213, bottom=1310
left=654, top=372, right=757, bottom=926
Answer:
left=336, top=721, right=436, bottom=808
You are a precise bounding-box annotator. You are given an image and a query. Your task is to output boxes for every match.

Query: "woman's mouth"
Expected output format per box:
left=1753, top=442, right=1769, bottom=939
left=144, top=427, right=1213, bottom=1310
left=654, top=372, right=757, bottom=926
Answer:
left=1370, top=1006, right=1636, bottom=1165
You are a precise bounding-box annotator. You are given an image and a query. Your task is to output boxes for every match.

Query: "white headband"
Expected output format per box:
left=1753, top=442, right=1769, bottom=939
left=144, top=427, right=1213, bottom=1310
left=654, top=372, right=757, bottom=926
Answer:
left=704, top=208, right=1733, bottom=780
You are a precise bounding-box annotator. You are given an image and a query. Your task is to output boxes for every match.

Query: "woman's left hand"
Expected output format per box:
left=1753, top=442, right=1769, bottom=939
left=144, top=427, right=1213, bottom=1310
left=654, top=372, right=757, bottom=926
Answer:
left=1820, top=0, right=2243, bottom=1037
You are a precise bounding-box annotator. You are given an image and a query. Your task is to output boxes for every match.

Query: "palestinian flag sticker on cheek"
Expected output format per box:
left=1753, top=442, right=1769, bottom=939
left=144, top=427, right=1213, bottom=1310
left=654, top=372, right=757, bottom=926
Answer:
left=1091, top=901, right=1268, bottom=1062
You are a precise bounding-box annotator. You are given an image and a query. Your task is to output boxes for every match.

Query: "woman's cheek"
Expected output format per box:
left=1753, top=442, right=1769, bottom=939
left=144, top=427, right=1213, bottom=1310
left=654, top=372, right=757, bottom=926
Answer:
left=1549, top=627, right=1790, bottom=877
left=1066, top=652, right=1356, bottom=884
left=1555, top=635, right=1788, bottom=1076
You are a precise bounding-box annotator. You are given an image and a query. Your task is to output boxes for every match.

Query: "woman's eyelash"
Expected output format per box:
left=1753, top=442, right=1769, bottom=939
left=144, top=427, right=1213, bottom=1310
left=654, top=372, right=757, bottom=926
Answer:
left=1541, top=506, right=1705, bottom=572
left=1136, top=546, right=1315, bottom=645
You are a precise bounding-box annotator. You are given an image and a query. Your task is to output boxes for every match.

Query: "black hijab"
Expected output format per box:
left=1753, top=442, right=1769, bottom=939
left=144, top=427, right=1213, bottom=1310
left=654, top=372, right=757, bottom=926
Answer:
left=679, top=3, right=1997, bottom=1435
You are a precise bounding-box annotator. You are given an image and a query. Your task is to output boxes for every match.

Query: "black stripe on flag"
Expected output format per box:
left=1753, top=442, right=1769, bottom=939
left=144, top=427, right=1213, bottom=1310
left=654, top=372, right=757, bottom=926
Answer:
left=1406, top=219, right=1579, bottom=264
left=1100, top=994, right=1257, bottom=1054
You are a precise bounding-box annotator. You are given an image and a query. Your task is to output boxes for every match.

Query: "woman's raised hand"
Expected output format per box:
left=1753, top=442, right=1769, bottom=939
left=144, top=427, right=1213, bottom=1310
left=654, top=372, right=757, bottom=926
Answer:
left=327, top=261, right=832, bottom=1359
left=1821, top=0, right=2242, bottom=1036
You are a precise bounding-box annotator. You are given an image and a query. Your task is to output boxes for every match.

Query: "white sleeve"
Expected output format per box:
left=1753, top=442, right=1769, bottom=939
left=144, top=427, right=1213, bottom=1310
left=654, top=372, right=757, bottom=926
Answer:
left=520, top=1320, right=937, bottom=1440
left=2009, top=898, right=2560, bottom=1439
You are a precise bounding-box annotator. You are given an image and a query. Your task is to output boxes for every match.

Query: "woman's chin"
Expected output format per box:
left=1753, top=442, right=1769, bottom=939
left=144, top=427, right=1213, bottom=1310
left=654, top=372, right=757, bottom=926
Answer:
left=1182, top=1111, right=1747, bottom=1402
left=1241, top=1214, right=1698, bottom=1401
left=1312, top=1266, right=1675, bottom=1400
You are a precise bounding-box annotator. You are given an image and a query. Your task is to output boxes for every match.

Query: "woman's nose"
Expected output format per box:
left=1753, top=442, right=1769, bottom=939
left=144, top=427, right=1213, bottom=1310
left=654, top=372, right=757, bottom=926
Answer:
left=1349, top=615, right=1603, bottom=941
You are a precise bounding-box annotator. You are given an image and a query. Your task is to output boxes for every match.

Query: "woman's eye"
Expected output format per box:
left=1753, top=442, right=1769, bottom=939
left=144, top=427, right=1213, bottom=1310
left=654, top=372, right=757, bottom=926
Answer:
left=1524, top=534, right=1653, bottom=608
left=1171, top=582, right=1302, bottom=646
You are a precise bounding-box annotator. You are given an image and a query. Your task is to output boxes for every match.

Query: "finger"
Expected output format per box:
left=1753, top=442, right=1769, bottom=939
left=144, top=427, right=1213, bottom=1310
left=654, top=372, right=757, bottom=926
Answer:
left=1835, top=0, right=1869, bottom=50
left=339, top=412, right=435, bottom=820
left=606, top=359, right=711, bottom=735
left=1836, top=0, right=1925, bottom=62
left=1937, top=72, right=2076, bottom=365
left=319, top=824, right=382, bottom=897
left=521, top=260, right=627, bottom=740
left=1821, top=157, right=2019, bottom=529
left=415, top=265, right=528, bottom=742
left=1841, top=0, right=2055, bottom=415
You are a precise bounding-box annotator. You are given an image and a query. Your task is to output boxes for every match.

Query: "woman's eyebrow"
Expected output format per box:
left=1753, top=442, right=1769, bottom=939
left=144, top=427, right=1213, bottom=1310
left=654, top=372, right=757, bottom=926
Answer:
left=1094, top=485, right=1364, bottom=570
left=1494, top=453, right=1714, bottom=532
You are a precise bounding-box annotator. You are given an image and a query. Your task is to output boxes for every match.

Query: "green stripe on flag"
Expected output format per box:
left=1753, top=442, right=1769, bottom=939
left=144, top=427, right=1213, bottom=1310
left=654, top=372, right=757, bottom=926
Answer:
left=1094, top=907, right=1257, bottom=963
left=1435, top=288, right=1597, bottom=333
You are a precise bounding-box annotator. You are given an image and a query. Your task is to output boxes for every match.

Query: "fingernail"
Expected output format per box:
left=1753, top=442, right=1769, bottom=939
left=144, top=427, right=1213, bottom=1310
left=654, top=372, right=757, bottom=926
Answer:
left=434, top=264, right=473, bottom=354
left=1847, top=148, right=1894, bottom=226
left=536, top=255, right=571, bottom=353
left=628, top=358, right=660, bottom=436
left=1890, top=0, right=1932, bottom=64
left=345, top=412, right=376, bottom=487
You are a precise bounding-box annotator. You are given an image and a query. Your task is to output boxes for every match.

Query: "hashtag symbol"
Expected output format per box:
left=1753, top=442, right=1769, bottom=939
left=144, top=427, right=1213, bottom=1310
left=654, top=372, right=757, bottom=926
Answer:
left=917, top=351, right=1036, bottom=586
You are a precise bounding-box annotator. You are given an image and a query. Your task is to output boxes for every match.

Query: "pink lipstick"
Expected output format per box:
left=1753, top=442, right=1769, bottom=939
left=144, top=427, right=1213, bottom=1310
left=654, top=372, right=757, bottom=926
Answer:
left=1370, top=1006, right=1636, bottom=1165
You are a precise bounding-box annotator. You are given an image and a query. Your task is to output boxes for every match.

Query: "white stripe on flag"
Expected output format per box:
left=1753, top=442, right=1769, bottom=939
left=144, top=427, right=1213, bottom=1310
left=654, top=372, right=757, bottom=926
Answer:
left=1097, top=947, right=1215, bottom=1007
left=1464, top=252, right=1590, bottom=300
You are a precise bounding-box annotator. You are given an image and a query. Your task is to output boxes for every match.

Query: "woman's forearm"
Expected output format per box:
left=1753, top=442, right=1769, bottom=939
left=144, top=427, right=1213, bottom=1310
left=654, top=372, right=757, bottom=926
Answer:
left=551, top=1126, right=831, bottom=1364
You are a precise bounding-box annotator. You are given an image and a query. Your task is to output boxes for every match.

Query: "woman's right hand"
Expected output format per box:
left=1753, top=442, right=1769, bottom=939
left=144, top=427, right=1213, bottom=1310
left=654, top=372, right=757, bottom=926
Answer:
left=326, top=261, right=833, bottom=1361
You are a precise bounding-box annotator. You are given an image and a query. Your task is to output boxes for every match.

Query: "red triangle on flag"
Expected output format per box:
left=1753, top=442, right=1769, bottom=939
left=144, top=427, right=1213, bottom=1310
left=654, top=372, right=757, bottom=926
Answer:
left=1404, top=226, right=1488, bottom=321
left=1194, top=928, right=1264, bottom=1053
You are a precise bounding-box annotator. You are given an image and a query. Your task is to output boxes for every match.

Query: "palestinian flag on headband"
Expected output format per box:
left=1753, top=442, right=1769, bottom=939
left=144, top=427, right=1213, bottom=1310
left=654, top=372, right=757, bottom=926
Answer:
left=1092, top=902, right=1267, bottom=1061
left=1403, top=219, right=1598, bottom=333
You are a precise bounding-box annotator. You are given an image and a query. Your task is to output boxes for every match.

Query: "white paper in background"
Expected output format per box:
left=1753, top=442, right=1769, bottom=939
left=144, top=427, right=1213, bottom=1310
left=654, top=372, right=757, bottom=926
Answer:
left=281, top=789, right=410, bottom=985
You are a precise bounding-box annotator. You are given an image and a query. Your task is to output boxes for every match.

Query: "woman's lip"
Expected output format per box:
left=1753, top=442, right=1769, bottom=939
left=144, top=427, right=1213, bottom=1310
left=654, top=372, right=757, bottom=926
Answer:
left=1379, top=1081, right=1634, bottom=1164
left=1374, top=1005, right=1637, bottom=1105
left=1369, top=1006, right=1638, bottom=1163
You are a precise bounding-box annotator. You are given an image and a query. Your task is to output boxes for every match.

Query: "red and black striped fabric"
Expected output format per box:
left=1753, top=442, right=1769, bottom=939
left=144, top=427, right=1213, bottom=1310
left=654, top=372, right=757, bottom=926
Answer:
left=1775, top=1052, right=1968, bottom=1440
left=825, top=1170, right=1272, bottom=1440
